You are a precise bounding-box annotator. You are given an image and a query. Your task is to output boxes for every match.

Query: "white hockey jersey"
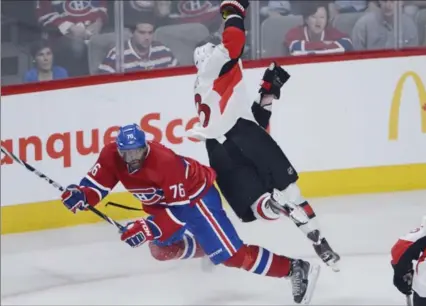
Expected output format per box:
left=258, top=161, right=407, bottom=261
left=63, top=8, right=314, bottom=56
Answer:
left=391, top=216, right=426, bottom=297
left=190, top=15, right=256, bottom=141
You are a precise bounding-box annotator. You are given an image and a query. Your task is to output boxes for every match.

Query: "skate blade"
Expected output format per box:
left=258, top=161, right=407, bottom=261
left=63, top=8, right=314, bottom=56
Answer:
left=300, top=264, right=321, bottom=305
left=327, top=257, right=341, bottom=272
left=331, top=264, right=340, bottom=272
left=328, top=260, right=340, bottom=272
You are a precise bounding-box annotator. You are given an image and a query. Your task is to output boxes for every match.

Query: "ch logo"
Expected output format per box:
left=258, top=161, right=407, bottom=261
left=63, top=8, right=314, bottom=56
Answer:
left=388, top=71, right=426, bottom=140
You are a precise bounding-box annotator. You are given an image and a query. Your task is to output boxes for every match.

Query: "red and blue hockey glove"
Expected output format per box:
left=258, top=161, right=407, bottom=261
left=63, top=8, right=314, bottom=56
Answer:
left=120, top=218, right=162, bottom=248
left=259, top=62, right=291, bottom=99
left=61, top=184, right=89, bottom=213
left=220, top=0, right=249, bottom=19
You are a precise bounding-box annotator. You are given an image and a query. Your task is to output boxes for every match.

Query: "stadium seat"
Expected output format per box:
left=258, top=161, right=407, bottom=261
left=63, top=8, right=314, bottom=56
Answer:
left=261, top=15, right=303, bottom=58
left=154, top=23, right=210, bottom=66
left=1, top=42, right=31, bottom=85
left=415, top=9, right=426, bottom=45
left=332, top=12, right=365, bottom=37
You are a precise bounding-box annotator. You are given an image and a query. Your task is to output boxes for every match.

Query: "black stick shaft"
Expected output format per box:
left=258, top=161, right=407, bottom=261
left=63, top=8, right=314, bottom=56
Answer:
left=1, top=146, right=125, bottom=231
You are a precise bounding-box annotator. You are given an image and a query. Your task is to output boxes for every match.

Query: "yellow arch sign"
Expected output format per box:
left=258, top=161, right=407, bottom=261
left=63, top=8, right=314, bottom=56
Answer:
left=388, top=71, right=426, bottom=140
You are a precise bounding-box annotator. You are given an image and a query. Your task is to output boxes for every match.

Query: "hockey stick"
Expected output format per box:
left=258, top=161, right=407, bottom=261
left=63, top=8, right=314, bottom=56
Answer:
left=106, top=201, right=143, bottom=211
left=406, top=294, right=412, bottom=306
left=1, top=146, right=125, bottom=232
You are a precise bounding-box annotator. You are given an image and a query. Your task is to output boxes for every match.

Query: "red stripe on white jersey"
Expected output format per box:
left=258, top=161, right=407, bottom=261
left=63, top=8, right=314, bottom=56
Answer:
left=212, top=64, right=243, bottom=114
left=391, top=239, right=414, bottom=265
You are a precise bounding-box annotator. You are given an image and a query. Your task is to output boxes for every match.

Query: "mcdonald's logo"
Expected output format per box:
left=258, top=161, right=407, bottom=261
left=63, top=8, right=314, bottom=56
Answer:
left=388, top=71, right=426, bottom=140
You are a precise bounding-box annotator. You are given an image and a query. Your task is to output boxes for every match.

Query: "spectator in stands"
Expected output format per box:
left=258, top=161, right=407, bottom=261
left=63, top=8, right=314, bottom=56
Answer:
left=284, top=1, right=353, bottom=56
left=261, top=1, right=328, bottom=17
left=403, top=1, right=426, bottom=18
left=36, top=0, right=109, bottom=77
left=124, top=1, right=221, bottom=33
left=330, top=1, right=369, bottom=14
left=167, top=1, right=221, bottom=33
left=351, top=0, right=419, bottom=50
left=124, top=1, right=170, bottom=27
left=23, top=40, right=68, bottom=83
left=260, top=1, right=292, bottom=18
left=328, top=1, right=379, bottom=22
left=98, top=17, right=178, bottom=74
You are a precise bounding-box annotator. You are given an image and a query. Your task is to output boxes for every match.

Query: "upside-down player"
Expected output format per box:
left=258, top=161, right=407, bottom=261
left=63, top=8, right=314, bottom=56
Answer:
left=61, top=123, right=320, bottom=304
left=391, top=216, right=426, bottom=306
left=189, top=0, right=341, bottom=271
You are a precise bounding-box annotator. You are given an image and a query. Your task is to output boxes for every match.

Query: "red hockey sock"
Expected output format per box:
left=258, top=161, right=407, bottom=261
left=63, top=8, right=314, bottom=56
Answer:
left=299, top=201, right=316, bottom=219
left=149, top=235, right=205, bottom=261
left=224, top=244, right=292, bottom=277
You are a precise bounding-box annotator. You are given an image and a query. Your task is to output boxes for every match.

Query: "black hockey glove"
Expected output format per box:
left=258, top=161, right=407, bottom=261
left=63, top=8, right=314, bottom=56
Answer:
left=259, top=62, right=290, bottom=100
left=392, top=265, right=413, bottom=295
left=220, top=0, right=249, bottom=19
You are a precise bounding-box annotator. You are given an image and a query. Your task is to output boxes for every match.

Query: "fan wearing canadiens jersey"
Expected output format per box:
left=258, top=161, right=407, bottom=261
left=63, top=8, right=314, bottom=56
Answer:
left=391, top=216, right=426, bottom=306
left=189, top=0, right=340, bottom=272
left=61, top=123, right=320, bottom=304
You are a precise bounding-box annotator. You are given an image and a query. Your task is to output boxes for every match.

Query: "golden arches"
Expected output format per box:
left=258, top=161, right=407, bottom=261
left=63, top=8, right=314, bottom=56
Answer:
left=388, top=71, right=426, bottom=140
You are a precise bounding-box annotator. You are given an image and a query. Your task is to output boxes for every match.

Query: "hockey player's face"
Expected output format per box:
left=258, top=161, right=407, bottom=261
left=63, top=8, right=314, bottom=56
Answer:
left=306, top=7, right=327, bottom=34
left=118, top=146, right=148, bottom=171
left=133, top=24, right=155, bottom=49
left=35, top=47, right=53, bottom=71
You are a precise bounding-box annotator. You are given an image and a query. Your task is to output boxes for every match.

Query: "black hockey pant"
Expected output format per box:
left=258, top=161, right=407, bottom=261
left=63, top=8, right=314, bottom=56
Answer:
left=206, top=118, right=298, bottom=222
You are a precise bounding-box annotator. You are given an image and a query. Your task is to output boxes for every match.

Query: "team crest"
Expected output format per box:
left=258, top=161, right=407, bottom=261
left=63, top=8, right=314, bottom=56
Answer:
left=63, top=1, right=93, bottom=16
left=177, top=1, right=216, bottom=16
left=129, top=1, right=155, bottom=12
left=131, top=187, right=164, bottom=205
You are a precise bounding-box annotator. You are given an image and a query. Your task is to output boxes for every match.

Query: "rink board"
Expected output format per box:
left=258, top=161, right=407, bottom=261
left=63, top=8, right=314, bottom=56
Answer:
left=2, top=163, right=425, bottom=234
left=2, top=50, right=426, bottom=234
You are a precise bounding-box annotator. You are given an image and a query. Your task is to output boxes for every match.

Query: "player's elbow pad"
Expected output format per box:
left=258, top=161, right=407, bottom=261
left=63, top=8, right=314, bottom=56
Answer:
left=222, top=16, right=245, bottom=59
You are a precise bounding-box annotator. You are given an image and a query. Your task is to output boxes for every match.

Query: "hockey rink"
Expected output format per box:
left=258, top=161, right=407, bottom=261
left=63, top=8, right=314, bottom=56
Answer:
left=2, top=190, right=425, bottom=305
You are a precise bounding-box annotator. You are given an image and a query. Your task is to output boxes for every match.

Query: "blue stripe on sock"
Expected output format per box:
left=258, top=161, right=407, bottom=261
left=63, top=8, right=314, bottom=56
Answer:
left=183, top=235, right=195, bottom=259
left=254, top=249, right=270, bottom=274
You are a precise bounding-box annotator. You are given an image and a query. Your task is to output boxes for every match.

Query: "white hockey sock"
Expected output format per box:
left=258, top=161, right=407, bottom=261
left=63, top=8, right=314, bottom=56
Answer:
left=251, top=193, right=280, bottom=221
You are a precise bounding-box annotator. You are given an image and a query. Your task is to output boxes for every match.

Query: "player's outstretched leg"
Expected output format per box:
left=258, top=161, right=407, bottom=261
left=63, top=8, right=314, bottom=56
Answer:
left=223, top=244, right=320, bottom=304
left=148, top=232, right=320, bottom=304
left=251, top=185, right=340, bottom=271
left=180, top=185, right=321, bottom=304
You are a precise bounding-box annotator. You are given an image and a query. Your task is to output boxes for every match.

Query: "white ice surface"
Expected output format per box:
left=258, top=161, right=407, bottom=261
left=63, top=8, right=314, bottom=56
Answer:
left=2, top=190, right=425, bottom=305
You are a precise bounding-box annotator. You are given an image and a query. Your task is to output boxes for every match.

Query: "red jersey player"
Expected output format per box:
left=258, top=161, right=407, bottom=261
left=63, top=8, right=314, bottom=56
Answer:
left=391, top=216, right=426, bottom=306
left=61, top=123, right=320, bottom=304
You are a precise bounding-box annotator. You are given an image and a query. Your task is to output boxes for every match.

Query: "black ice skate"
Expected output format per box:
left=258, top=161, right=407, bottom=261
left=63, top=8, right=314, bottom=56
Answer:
left=311, top=234, right=341, bottom=272
left=289, top=259, right=320, bottom=304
